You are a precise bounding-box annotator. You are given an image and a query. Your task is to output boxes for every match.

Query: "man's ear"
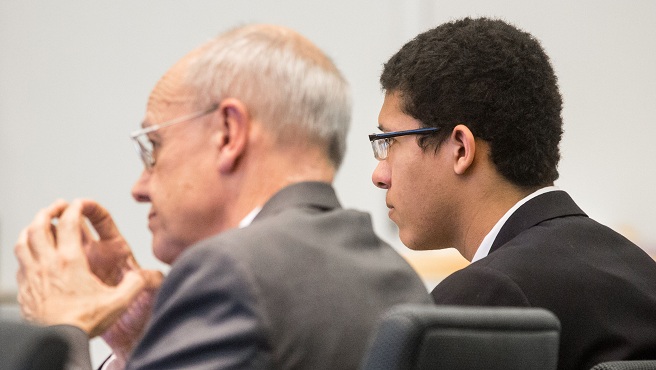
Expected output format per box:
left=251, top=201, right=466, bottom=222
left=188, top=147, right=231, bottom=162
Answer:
left=214, top=98, right=250, bottom=173
left=450, top=124, right=476, bottom=175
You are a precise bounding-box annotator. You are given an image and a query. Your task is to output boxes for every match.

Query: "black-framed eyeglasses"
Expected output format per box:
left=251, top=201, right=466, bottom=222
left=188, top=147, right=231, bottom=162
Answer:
left=130, top=104, right=219, bottom=170
left=368, top=127, right=439, bottom=160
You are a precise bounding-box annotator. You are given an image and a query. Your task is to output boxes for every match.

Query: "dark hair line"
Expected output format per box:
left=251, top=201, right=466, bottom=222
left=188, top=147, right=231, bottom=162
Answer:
left=381, top=17, right=563, bottom=187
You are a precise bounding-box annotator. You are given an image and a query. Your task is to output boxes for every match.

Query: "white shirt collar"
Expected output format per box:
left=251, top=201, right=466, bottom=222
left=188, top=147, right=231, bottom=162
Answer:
left=238, top=207, right=262, bottom=228
left=471, top=186, right=559, bottom=262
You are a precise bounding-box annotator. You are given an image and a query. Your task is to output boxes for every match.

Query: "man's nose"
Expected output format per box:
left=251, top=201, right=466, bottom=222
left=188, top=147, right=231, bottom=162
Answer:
left=131, top=169, right=152, bottom=202
left=372, top=160, right=390, bottom=190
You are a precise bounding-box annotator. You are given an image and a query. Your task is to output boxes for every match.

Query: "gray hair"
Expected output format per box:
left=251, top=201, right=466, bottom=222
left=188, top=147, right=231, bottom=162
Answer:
left=185, top=24, right=352, bottom=169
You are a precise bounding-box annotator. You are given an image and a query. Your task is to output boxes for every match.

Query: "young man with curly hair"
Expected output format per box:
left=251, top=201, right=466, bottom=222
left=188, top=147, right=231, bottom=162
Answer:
left=370, top=17, right=656, bottom=370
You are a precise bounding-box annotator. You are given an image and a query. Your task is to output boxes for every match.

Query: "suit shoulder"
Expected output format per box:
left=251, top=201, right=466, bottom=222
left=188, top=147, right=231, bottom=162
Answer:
left=432, top=264, right=530, bottom=306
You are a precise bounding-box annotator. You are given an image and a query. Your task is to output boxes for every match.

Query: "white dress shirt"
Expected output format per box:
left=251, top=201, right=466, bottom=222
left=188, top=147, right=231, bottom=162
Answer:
left=471, top=186, right=559, bottom=263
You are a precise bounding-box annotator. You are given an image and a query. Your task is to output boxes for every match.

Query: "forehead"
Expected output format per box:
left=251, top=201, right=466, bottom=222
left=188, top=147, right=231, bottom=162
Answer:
left=378, top=92, right=421, bottom=131
left=144, top=54, right=198, bottom=126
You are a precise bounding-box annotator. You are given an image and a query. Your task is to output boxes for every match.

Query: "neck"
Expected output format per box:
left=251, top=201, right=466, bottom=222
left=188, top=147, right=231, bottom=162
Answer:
left=457, top=180, right=539, bottom=261
left=222, top=139, right=335, bottom=229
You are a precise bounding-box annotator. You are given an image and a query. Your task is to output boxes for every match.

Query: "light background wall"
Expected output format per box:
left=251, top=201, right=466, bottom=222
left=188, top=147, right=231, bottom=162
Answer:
left=1, top=0, right=655, bottom=365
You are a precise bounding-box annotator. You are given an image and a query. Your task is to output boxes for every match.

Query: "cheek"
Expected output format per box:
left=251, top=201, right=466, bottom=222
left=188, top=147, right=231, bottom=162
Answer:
left=393, top=156, right=447, bottom=217
left=152, top=149, right=214, bottom=194
left=155, top=162, right=221, bottom=219
left=148, top=173, right=177, bottom=204
left=391, top=160, right=425, bottom=193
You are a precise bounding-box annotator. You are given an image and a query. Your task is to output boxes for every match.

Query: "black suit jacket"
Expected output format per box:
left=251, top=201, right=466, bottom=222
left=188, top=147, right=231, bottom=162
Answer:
left=431, top=191, right=656, bottom=370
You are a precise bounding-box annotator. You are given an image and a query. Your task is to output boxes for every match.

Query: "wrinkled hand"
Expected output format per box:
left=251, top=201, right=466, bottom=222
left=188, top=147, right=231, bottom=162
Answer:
left=100, top=282, right=160, bottom=367
left=76, top=199, right=163, bottom=360
left=14, top=199, right=162, bottom=353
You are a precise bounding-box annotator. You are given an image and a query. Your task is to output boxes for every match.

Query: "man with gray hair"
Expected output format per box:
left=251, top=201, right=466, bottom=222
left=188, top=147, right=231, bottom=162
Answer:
left=15, top=24, right=430, bottom=369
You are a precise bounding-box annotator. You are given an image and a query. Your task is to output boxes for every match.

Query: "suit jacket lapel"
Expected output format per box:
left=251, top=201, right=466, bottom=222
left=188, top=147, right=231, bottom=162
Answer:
left=489, top=191, right=587, bottom=253
left=253, top=181, right=341, bottom=223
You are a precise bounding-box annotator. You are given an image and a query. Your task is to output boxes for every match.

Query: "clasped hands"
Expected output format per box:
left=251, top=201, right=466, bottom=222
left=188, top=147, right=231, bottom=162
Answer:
left=14, top=199, right=163, bottom=361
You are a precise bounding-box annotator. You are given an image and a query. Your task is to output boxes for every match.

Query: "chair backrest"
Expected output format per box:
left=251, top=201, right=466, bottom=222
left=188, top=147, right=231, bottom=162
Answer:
left=0, top=320, right=69, bottom=370
left=360, top=304, right=561, bottom=370
left=591, top=361, right=656, bottom=370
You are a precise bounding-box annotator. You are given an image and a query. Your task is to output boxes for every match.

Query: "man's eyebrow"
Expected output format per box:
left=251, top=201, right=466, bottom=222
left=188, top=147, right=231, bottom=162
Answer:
left=377, top=125, right=388, bottom=132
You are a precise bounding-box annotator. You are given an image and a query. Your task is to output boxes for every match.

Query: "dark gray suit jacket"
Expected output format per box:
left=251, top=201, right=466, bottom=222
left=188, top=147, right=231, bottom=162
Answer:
left=0, top=320, right=70, bottom=370
left=115, top=182, right=429, bottom=369
left=431, top=191, right=656, bottom=370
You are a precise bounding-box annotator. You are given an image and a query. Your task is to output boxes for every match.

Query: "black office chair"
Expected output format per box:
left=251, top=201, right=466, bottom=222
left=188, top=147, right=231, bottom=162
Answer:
left=360, top=304, right=561, bottom=370
left=591, top=361, right=656, bottom=370
left=0, top=319, right=69, bottom=370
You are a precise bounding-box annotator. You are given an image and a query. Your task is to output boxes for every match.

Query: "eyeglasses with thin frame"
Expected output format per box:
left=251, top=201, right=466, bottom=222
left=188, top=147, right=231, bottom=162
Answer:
left=368, top=127, right=439, bottom=160
left=130, top=103, right=219, bottom=169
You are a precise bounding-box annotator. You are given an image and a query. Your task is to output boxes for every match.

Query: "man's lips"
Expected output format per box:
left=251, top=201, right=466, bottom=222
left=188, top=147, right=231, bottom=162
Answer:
left=147, top=212, right=156, bottom=230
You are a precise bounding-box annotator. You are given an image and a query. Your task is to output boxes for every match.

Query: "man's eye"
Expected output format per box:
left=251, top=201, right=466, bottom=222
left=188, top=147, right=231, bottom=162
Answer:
left=149, top=139, right=161, bottom=151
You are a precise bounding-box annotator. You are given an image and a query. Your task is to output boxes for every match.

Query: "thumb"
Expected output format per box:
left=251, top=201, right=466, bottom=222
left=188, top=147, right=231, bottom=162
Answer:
left=115, top=270, right=148, bottom=299
left=140, top=269, right=164, bottom=291
left=106, top=271, right=147, bottom=317
left=89, top=271, right=147, bottom=338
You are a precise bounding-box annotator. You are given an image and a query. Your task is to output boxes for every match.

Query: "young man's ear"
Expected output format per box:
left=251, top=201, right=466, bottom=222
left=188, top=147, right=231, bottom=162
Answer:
left=450, top=124, right=476, bottom=175
left=214, top=98, right=250, bottom=173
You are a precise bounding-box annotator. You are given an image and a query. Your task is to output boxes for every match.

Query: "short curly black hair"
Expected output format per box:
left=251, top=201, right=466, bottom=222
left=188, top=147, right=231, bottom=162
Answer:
left=381, top=17, right=563, bottom=188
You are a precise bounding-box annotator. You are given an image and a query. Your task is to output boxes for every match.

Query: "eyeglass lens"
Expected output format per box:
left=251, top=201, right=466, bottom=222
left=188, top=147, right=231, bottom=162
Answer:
left=371, top=139, right=390, bottom=160
left=133, top=135, right=154, bottom=169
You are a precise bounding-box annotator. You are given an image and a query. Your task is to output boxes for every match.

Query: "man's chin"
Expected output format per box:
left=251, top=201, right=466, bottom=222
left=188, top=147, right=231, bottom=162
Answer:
left=398, top=229, right=430, bottom=251
left=152, top=239, right=179, bottom=265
